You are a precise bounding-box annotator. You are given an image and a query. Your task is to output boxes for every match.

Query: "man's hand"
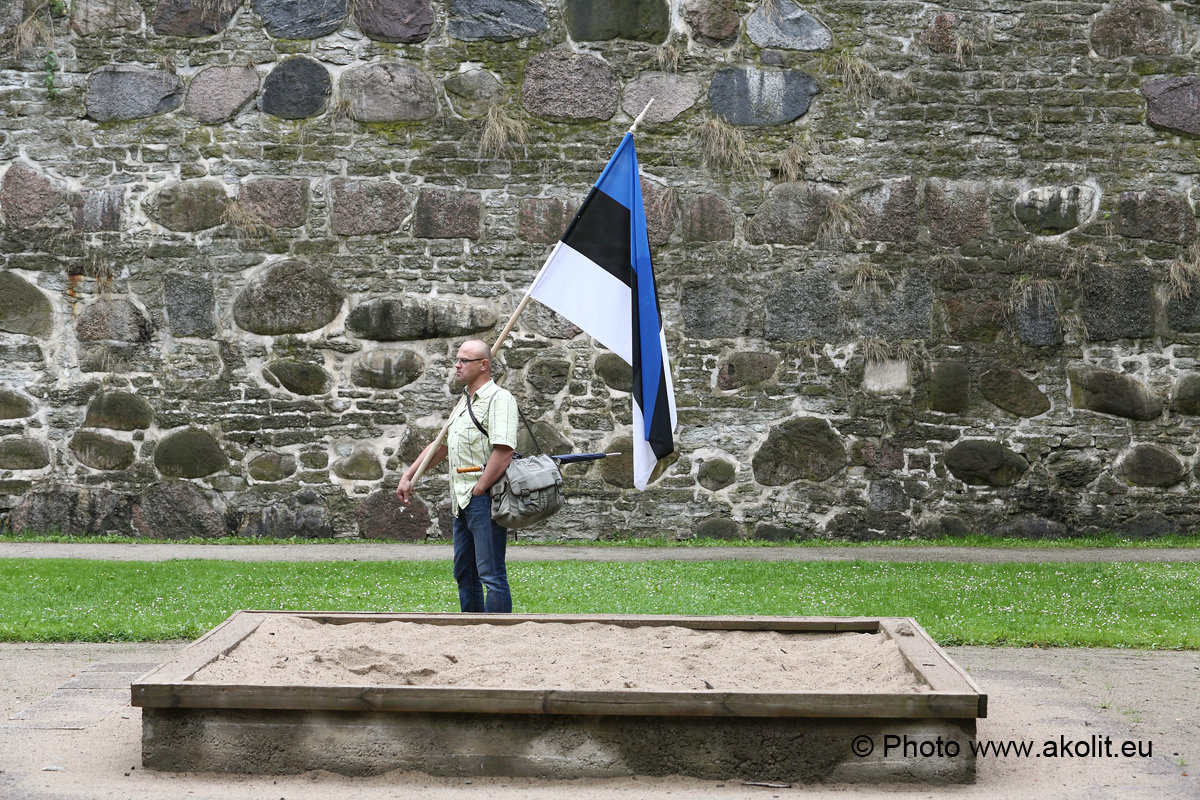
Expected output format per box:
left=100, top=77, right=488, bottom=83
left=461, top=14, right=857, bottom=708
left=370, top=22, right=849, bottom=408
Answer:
left=396, top=443, right=447, bottom=505
left=396, top=476, right=413, bottom=505
left=473, top=445, right=514, bottom=495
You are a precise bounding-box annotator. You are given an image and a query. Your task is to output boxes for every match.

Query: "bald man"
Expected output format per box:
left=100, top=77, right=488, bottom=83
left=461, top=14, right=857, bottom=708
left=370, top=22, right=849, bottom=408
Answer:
left=397, top=339, right=518, bottom=613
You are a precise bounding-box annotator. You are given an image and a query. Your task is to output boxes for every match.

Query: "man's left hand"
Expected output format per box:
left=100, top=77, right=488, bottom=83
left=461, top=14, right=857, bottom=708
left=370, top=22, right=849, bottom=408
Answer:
left=472, top=445, right=513, bottom=497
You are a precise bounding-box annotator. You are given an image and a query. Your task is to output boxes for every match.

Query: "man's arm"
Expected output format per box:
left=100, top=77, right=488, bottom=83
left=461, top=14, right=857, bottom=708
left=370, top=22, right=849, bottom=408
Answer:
left=396, top=441, right=448, bottom=505
left=472, top=444, right=514, bottom=495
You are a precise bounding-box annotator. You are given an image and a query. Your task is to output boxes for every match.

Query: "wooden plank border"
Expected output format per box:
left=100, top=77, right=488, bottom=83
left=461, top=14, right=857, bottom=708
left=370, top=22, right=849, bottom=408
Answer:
left=132, top=612, right=985, bottom=721
left=879, top=618, right=988, bottom=718
left=132, top=612, right=265, bottom=686
left=289, top=611, right=887, bottom=632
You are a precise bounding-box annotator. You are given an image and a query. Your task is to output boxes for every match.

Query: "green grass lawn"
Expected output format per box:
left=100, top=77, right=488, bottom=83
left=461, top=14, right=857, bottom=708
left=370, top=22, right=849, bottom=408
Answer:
left=1, top=558, right=1195, bottom=649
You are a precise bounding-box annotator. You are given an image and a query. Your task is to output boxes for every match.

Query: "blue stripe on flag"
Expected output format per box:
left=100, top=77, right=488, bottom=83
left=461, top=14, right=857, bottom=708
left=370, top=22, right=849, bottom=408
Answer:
left=596, top=134, right=665, bottom=446
left=593, top=133, right=638, bottom=211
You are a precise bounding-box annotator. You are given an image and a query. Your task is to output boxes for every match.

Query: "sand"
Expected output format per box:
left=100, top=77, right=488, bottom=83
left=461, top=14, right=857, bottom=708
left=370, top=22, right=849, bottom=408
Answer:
left=189, top=617, right=927, bottom=693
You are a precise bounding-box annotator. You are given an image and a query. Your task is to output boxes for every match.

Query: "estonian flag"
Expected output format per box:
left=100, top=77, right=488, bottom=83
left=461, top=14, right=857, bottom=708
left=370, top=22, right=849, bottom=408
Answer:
left=528, top=132, right=677, bottom=490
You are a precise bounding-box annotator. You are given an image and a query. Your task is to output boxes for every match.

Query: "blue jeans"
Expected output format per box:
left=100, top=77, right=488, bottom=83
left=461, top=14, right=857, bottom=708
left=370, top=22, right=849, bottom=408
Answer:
left=452, top=494, right=512, bottom=613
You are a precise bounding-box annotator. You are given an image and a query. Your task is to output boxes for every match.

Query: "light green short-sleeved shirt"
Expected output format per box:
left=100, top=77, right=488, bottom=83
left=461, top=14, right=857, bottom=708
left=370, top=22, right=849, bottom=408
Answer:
left=446, top=380, right=519, bottom=513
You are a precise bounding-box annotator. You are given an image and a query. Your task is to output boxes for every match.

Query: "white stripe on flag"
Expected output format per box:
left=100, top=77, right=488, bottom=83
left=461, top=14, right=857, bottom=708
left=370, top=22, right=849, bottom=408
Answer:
left=632, top=326, right=677, bottom=489
left=659, top=325, right=678, bottom=428
left=632, top=399, right=654, bottom=490
left=529, top=241, right=632, bottom=363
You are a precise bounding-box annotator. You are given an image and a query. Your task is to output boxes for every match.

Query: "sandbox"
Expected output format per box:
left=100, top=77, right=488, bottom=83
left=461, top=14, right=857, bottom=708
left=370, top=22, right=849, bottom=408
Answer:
left=131, top=612, right=987, bottom=783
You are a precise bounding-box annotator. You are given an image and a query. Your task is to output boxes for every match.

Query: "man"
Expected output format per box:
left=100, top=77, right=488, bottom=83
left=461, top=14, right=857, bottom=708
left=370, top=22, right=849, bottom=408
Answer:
left=396, top=339, right=518, bottom=613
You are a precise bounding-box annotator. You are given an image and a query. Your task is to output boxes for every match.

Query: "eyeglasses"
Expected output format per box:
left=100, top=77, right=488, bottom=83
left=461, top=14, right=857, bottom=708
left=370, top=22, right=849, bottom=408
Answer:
left=454, top=357, right=485, bottom=365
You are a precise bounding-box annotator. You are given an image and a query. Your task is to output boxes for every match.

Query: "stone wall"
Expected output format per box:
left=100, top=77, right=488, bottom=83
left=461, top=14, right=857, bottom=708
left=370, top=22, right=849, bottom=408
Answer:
left=2, top=0, right=1200, bottom=541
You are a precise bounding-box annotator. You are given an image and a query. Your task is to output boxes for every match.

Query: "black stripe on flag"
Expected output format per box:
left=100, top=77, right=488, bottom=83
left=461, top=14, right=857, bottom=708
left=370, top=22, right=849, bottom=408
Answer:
left=647, top=356, right=674, bottom=459
left=631, top=276, right=674, bottom=463
left=561, top=188, right=634, bottom=288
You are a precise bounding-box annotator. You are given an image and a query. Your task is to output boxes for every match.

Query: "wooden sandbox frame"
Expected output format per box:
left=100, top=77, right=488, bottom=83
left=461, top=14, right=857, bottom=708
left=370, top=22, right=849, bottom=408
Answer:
left=132, top=611, right=987, bottom=783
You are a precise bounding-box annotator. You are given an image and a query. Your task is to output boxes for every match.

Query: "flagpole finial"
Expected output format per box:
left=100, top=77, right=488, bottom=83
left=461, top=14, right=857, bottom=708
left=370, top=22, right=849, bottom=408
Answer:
left=628, top=98, right=654, bottom=134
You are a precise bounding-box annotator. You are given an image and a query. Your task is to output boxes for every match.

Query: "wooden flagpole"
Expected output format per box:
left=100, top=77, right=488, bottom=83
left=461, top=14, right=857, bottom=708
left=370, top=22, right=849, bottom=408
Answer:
left=629, top=98, right=654, bottom=133
left=404, top=98, right=655, bottom=488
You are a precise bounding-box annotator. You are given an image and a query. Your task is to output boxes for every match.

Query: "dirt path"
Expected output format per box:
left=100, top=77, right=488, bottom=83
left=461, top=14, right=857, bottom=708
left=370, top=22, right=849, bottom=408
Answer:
left=3, top=542, right=1199, bottom=563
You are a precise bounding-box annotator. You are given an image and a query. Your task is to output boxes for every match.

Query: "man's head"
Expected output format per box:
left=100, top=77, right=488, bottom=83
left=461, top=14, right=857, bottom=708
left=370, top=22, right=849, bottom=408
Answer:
left=454, top=339, right=491, bottom=389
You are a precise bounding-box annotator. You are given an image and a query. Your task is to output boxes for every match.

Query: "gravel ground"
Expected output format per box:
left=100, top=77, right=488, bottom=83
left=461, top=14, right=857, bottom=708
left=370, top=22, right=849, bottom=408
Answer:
left=0, top=641, right=1195, bottom=800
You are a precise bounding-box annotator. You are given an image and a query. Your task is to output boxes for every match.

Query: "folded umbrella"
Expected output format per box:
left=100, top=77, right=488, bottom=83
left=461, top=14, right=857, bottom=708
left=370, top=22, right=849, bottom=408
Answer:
left=550, top=451, right=621, bottom=465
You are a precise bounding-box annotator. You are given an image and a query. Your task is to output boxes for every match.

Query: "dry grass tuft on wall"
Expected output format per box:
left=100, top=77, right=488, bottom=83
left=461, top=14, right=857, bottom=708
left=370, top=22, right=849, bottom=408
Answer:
left=695, top=116, right=757, bottom=175
left=479, top=105, right=529, bottom=161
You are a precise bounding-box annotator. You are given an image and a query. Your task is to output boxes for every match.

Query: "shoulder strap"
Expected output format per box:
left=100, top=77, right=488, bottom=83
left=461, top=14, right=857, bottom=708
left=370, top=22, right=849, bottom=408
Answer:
left=518, top=404, right=542, bottom=454
left=465, top=389, right=543, bottom=455
left=464, top=391, right=488, bottom=437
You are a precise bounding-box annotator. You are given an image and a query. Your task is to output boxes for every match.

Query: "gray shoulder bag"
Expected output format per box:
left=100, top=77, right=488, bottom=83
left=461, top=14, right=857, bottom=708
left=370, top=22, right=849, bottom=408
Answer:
left=465, top=393, right=564, bottom=530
